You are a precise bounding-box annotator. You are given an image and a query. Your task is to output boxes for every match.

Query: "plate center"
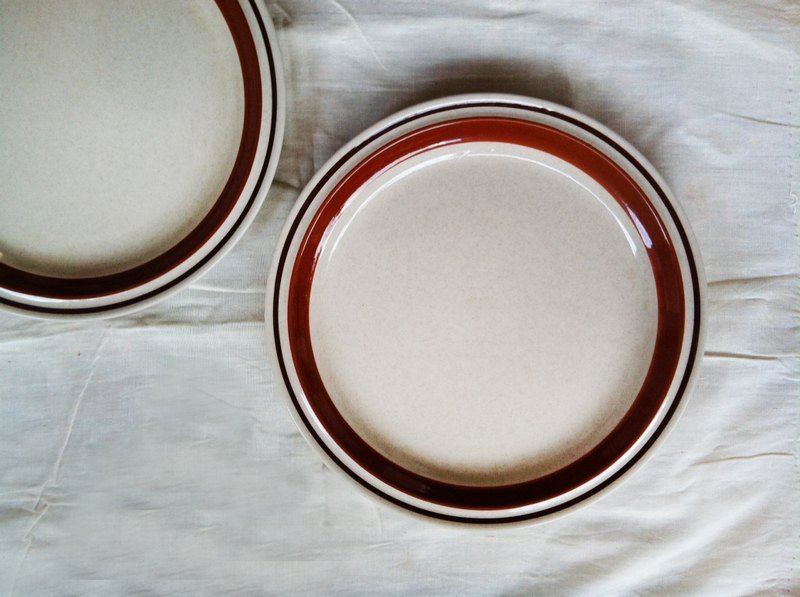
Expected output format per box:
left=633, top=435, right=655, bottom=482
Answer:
left=0, top=0, right=244, bottom=277
left=309, top=142, right=658, bottom=486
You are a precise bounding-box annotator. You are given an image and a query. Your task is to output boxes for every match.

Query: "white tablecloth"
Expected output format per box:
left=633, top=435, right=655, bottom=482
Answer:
left=1, top=1, right=798, bottom=594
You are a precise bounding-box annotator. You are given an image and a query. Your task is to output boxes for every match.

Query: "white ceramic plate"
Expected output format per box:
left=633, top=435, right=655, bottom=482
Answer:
left=269, top=94, right=705, bottom=524
left=0, top=0, right=284, bottom=318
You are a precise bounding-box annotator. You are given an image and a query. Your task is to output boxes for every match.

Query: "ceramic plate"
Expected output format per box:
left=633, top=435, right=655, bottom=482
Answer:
left=0, top=0, right=283, bottom=317
left=269, top=94, right=704, bottom=524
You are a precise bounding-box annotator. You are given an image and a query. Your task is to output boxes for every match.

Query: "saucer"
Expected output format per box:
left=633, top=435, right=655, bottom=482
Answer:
left=270, top=95, right=704, bottom=523
left=0, top=0, right=284, bottom=317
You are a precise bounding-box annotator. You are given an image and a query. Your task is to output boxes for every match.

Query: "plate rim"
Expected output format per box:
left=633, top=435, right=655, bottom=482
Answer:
left=0, top=0, right=286, bottom=319
left=267, top=93, right=706, bottom=525
left=288, top=116, right=686, bottom=508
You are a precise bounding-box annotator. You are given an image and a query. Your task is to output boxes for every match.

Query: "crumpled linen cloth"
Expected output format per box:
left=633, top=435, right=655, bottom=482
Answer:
left=1, top=1, right=798, bottom=594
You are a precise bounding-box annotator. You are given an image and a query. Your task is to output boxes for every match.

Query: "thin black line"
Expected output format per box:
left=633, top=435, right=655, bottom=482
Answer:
left=272, top=100, right=702, bottom=524
left=1, top=0, right=280, bottom=316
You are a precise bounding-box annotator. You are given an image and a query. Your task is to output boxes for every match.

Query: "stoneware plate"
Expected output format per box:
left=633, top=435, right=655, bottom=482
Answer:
left=269, top=94, right=705, bottom=524
left=0, top=0, right=284, bottom=318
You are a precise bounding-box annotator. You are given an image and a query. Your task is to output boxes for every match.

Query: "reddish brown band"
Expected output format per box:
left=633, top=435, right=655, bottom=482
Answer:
left=287, top=117, right=686, bottom=510
left=0, top=0, right=262, bottom=299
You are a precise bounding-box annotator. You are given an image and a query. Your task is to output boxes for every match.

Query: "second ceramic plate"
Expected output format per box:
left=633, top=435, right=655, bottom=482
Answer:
left=270, top=94, right=704, bottom=524
left=0, top=0, right=283, bottom=317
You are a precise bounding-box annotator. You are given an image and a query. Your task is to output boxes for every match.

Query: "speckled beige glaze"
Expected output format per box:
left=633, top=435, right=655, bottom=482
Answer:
left=310, top=142, right=658, bottom=486
left=0, top=1, right=243, bottom=278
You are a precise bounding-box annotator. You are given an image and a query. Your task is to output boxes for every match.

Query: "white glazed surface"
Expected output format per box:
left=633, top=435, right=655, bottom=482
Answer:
left=310, top=142, right=658, bottom=486
left=0, top=0, right=243, bottom=277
